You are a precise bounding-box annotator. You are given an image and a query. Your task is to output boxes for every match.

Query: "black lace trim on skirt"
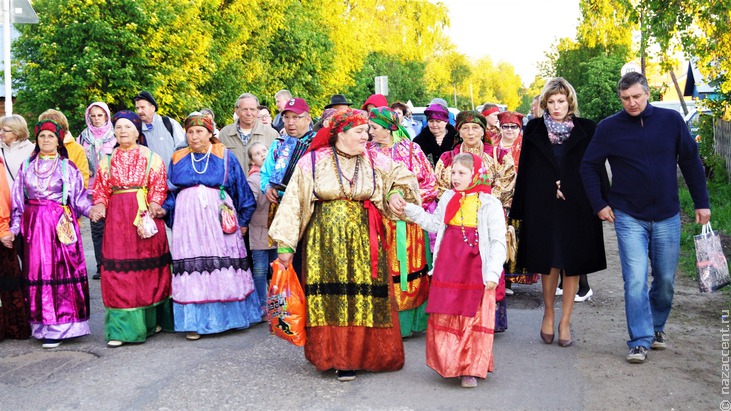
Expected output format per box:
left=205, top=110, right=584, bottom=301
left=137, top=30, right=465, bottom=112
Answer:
left=305, top=282, right=389, bottom=299
left=172, top=256, right=250, bottom=275
left=102, top=252, right=173, bottom=273
left=25, top=277, right=88, bottom=287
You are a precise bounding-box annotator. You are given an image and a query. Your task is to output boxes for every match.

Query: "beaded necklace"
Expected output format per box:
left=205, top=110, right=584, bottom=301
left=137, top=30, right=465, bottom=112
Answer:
left=458, top=194, right=480, bottom=247
left=191, top=144, right=213, bottom=175
left=332, top=147, right=360, bottom=200
left=33, top=153, right=60, bottom=195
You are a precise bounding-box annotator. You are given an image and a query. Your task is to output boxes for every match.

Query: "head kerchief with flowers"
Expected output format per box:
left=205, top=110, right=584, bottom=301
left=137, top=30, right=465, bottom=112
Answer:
left=369, top=107, right=411, bottom=145
left=185, top=112, right=214, bottom=134
left=34, top=119, right=63, bottom=141
left=307, top=108, right=368, bottom=153
left=456, top=110, right=487, bottom=131
left=443, top=152, right=492, bottom=224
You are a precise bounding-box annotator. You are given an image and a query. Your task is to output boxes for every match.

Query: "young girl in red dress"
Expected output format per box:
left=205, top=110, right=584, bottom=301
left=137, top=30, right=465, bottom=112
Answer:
left=404, top=152, right=506, bottom=388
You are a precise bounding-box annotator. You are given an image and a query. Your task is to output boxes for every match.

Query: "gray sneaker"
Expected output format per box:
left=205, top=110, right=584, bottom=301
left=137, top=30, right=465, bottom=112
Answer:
left=627, top=346, right=648, bottom=363
left=651, top=331, right=667, bottom=350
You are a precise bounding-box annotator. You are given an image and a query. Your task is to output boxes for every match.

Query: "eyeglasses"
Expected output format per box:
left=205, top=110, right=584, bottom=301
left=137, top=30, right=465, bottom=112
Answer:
left=258, top=114, right=272, bottom=120
left=501, top=124, right=520, bottom=130
left=282, top=115, right=308, bottom=122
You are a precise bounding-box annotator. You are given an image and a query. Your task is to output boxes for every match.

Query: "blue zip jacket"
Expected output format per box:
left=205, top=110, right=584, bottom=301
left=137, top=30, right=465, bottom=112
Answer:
left=580, top=104, right=709, bottom=221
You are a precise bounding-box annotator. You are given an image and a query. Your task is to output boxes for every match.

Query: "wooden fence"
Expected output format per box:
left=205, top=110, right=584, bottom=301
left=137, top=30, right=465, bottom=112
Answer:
left=715, top=119, right=731, bottom=179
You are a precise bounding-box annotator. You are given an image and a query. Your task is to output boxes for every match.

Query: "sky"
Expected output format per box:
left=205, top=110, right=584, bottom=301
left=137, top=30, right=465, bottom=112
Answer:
left=438, top=0, right=583, bottom=86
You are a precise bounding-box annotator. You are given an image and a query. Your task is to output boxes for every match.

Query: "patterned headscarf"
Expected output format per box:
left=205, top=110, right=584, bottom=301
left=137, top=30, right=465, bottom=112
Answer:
left=456, top=110, right=487, bottom=131
left=443, top=153, right=492, bottom=224
left=32, top=120, right=68, bottom=159
left=112, top=110, right=144, bottom=136
left=184, top=112, right=214, bottom=134
left=308, top=108, right=369, bottom=153
left=368, top=107, right=410, bottom=144
left=34, top=119, right=63, bottom=141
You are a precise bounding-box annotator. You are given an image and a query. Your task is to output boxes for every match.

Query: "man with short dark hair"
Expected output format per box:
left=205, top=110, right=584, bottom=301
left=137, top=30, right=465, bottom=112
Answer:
left=133, top=90, right=185, bottom=166
left=218, top=93, right=279, bottom=175
left=581, top=72, right=710, bottom=364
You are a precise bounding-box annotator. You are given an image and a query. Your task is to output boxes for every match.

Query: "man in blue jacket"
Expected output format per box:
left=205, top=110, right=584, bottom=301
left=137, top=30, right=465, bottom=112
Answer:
left=581, top=72, right=711, bottom=364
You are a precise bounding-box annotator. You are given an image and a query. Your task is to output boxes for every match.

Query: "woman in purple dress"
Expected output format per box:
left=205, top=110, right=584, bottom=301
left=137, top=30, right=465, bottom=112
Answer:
left=9, top=120, right=92, bottom=349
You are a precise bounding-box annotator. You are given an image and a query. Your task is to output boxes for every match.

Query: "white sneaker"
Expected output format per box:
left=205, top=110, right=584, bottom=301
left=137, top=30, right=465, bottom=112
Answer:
left=505, top=288, right=514, bottom=295
left=555, top=287, right=563, bottom=296
left=42, top=339, right=62, bottom=349
left=107, top=340, right=124, bottom=348
left=574, top=288, right=593, bottom=302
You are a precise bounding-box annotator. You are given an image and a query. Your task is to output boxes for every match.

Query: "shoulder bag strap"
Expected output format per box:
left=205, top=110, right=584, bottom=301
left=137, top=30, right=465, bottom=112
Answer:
left=61, top=158, right=69, bottom=206
left=0, top=147, right=13, bottom=181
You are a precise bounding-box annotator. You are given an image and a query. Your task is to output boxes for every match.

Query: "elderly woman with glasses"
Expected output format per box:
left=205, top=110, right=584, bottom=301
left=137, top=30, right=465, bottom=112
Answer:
left=0, top=115, right=35, bottom=186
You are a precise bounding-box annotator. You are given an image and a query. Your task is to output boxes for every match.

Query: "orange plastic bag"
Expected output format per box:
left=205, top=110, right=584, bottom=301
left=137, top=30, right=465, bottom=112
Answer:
left=267, top=261, right=306, bottom=346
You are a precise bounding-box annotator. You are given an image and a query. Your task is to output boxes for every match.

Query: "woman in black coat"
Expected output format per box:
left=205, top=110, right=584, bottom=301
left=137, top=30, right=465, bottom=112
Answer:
left=510, top=77, right=609, bottom=348
left=413, top=103, right=459, bottom=167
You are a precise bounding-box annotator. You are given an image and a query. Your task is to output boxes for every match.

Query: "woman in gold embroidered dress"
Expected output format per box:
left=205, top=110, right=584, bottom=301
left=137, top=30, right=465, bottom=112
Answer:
left=269, top=108, right=419, bottom=382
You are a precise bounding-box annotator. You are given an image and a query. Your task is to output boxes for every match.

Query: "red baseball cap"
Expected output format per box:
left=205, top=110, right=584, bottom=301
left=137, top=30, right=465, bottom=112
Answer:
left=282, top=98, right=310, bottom=115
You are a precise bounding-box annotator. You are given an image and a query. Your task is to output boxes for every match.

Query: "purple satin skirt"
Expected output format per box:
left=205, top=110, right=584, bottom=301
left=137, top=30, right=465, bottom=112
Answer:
left=21, top=199, right=90, bottom=340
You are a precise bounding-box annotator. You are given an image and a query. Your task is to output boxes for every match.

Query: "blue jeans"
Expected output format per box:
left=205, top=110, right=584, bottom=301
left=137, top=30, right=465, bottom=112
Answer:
left=251, top=249, right=278, bottom=314
left=614, top=209, right=680, bottom=349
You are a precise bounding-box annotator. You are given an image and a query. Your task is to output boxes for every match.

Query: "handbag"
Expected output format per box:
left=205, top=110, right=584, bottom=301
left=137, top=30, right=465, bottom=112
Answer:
left=267, top=260, right=306, bottom=346
left=55, top=159, right=78, bottom=245
left=218, top=149, right=238, bottom=234
left=694, top=222, right=731, bottom=293
left=133, top=150, right=158, bottom=239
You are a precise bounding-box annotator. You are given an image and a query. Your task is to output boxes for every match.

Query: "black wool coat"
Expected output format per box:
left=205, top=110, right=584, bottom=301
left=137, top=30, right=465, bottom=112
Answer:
left=509, top=116, right=609, bottom=276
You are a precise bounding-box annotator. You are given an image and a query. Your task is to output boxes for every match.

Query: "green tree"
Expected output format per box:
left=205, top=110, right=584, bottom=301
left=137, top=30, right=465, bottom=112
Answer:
left=346, top=52, right=428, bottom=107
left=13, top=0, right=211, bottom=131
left=577, top=54, right=625, bottom=121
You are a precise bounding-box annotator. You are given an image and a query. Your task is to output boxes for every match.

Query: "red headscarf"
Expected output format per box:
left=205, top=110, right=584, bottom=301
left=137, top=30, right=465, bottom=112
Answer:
left=307, top=108, right=369, bottom=153
left=443, top=153, right=492, bottom=224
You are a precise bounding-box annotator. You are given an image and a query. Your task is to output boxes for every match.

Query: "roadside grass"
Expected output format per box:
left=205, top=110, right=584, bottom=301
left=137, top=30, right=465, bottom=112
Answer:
left=679, top=180, right=731, bottom=289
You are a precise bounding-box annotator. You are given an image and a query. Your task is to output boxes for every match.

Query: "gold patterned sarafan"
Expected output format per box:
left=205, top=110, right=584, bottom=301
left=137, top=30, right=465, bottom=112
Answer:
left=382, top=219, right=429, bottom=311
left=269, top=148, right=421, bottom=328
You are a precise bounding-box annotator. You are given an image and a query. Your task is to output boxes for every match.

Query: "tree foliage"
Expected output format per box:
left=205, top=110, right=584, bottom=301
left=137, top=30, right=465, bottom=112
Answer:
left=11, top=0, right=525, bottom=129
left=542, top=0, right=634, bottom=121
left=634, top=0, right=731, bottom=118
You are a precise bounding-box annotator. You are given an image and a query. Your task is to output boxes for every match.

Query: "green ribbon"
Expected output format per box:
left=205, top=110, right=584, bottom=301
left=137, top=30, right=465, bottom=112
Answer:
left=396, top=220, right=408, bottom=291
left=424, top=229, right=433, bottom=270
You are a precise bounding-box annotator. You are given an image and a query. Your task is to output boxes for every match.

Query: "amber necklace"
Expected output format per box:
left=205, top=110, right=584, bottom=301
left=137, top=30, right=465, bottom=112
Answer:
left=459, top=195, right=480, bottom=247
left=333, top=146, right=360, bottom=200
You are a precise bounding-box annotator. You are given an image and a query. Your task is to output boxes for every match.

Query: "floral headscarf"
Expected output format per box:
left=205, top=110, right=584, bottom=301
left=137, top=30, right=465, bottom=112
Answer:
left=443, top=152, right=492, bottom=224
left=185, top=112, right=214, bottom=134
left=368, top=107, right=410, bottom=144
left=32, top=120, right=69, bottom=159
left=456, top=110, right=487, bottom=131
left=308, top=108, right=369, bottom=153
